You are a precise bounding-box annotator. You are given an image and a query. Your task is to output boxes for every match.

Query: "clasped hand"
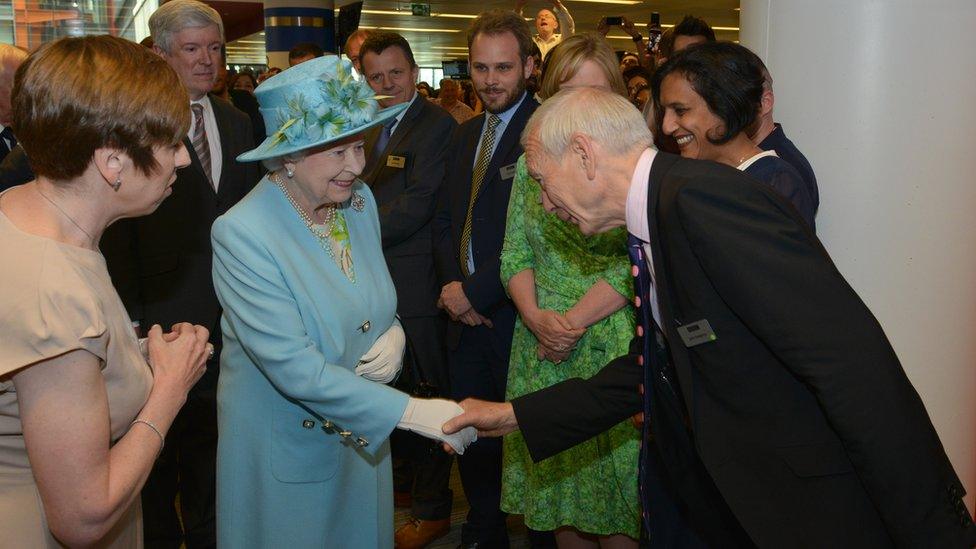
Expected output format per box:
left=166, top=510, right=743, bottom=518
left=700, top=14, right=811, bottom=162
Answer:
left=525, top=309, right=585, bottom=362
left=437, top=281, right=493, bottom=328
left=356, top=320, right=405, bottom=383
left=146, top=323, right=210, bottom=395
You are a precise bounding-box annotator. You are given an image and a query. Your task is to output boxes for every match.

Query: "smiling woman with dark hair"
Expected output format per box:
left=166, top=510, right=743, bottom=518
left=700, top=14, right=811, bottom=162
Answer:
left=652, top=41, right=816, bottom=229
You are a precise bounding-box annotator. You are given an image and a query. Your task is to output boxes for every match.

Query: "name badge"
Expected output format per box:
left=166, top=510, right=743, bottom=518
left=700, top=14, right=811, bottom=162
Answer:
left=499, top=162, right=517, bottom=180
left=386, top=155, right=406, bottom=169
left=676, top=319, right=717, bottom=348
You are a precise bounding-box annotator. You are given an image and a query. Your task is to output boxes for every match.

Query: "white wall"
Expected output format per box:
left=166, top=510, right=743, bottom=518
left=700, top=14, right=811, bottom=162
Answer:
left=741, top=0, right=976, bottom=510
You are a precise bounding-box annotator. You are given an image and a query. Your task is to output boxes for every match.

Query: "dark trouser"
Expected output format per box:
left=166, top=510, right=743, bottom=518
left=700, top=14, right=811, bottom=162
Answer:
left=141, top=365, right=218, bottom=549
left=449, top=324, right=511, bottom=547
left=392, top=315, right=454, bottom=520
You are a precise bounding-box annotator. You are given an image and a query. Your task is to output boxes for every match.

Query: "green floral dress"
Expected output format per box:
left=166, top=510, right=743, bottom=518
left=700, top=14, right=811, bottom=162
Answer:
left=499, top=156, right=640, bottom=537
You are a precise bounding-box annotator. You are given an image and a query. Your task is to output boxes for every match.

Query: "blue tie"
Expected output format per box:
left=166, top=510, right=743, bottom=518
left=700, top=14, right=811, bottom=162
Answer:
left=627, top=233, right=659, bottom=538
left=626, top=233, right=738, bottom=547
left=369, top=118, right=396, bottom=169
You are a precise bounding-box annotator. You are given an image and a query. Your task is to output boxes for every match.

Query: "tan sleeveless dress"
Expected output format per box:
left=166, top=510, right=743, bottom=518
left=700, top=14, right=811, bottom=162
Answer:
left=0, top=209, right=152, bottom=547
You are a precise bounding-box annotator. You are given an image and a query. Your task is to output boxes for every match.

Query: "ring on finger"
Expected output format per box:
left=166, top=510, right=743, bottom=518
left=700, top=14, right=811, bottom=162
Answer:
left=207, top=344, right=215, bottom=360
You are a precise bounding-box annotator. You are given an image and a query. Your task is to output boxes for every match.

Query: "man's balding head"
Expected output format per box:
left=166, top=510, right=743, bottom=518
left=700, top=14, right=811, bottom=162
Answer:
left=522, top=88, right=651, bottom=234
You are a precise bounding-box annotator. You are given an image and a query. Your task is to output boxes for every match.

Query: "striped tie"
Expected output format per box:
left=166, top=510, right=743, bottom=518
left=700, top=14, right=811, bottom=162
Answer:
left=191, top=103, right=214, bottom=188
left=459, top=114, right=501, bottom=276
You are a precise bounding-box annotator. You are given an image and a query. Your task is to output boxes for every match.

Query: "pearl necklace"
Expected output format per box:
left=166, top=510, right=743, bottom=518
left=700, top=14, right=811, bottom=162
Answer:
left=270, top=171, right=338, bottom=229
left=271, top=171, right=356, bottom=283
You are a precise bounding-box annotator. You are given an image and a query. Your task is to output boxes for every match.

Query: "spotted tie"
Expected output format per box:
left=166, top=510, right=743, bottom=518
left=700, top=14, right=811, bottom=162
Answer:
left=459, top=114, right=501, bottom=276
left=191, top=103, right=214, bottom=189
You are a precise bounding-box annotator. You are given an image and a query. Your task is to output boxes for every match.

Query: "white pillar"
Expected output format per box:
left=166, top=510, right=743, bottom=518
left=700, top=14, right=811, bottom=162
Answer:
left=740, top=0, right=976, bottom=511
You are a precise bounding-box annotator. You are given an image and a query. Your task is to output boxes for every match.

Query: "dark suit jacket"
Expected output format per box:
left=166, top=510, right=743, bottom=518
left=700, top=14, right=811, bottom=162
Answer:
left=0, top=145, right=32, bottom=191
left=228, top=89, right=266, bottom=148
left=759, top=123, right=819, bottom=215
left=101, top=95, right=260, bottom=347
left=432, top=95, right=539, bottom=346
left=513, top=152, right=975, bottom=548
left=362, top=96, right=457, bottom=318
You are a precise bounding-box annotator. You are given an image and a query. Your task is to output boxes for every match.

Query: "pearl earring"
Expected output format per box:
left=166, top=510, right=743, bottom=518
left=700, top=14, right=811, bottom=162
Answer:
left=286, top=166, right=295, bottom=178
left=112, top=176, right=122, bottom=192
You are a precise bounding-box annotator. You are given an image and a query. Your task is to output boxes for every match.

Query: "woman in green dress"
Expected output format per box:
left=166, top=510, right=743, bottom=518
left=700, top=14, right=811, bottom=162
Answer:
left=500, top=34, right=641, bottom=548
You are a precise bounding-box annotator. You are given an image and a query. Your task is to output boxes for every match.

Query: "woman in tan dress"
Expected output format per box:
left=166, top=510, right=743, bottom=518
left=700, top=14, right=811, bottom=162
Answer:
left=0, top=36, right=210, bottom=547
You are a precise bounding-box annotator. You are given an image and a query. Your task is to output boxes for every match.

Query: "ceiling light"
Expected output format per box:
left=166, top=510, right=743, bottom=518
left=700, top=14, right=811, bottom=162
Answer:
left=337, top=8, right=477, bottom=19
left=357, top=25, right=459, bottom=33
left=563, top=0, right=642, bottom=5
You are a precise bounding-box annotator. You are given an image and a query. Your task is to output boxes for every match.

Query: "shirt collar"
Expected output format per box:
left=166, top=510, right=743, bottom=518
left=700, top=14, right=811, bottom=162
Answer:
left=536, top=33, right=561, bottom=45
left=190, top=95, right=212, bottom=111
left=490, top=91, right=527, bottom=127
left=625, top=147, right=658, bottom=242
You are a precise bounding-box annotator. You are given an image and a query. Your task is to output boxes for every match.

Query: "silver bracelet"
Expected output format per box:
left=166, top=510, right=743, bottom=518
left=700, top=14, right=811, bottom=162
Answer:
left=130, top=418, right=164, bottom=452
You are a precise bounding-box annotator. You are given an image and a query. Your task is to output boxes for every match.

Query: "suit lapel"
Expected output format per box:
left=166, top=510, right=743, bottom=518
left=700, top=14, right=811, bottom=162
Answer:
left=363, top=97, right=424, bottom=184
left=385, top=96, right=423, bottom=153
left=474, top=96, right=536, bottom=202
left=646, top=152, right=696, bottom=419
left=362, top=125, right=384, bottom=183
left=211, top=98, right=235, bottom=200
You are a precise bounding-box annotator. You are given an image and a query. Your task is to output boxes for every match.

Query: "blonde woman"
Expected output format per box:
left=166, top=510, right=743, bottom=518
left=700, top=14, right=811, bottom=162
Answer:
left=500, top=33, right=640, bottom=548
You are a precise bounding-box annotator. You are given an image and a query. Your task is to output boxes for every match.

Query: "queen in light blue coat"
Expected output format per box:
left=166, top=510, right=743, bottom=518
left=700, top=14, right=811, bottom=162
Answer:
left=211, top=56, right=475, bottom=548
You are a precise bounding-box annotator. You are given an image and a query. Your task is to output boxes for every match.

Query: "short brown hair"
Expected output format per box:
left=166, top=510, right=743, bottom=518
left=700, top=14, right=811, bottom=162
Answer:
left=467, top=9, right=535, bottom=61
left=539, top=34, right=627, bottom=100
left=360, top=32, right=417, bottom=71
left=13, top=35, right=190, bottom=180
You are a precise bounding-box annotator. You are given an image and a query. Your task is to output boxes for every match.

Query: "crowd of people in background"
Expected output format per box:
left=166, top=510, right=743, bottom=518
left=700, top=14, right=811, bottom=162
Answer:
left=1, top=1, right=974, bottom=549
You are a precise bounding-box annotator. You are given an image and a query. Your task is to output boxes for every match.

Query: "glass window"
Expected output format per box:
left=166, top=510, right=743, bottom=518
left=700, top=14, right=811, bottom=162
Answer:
left=2, top=0, right=157, bottom=50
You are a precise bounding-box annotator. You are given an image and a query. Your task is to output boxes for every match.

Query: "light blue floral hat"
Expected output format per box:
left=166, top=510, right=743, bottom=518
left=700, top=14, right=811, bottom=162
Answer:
left=237, top=55, right=407, bottom=162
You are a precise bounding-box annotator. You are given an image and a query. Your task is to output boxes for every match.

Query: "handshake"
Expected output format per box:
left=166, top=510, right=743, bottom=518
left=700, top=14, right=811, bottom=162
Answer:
left=355, top=320, right=479, bottom=454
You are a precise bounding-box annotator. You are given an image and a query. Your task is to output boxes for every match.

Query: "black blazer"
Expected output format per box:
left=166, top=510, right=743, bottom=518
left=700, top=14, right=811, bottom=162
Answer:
left=102, top=96, right=260, bottom=345
left=432, top=95, right=538, bottom=342
left=0, top=145, right=32, bottom=191
left=513, top=152, right=975, bottom=548
left=362, top=97, right=457, bottom=318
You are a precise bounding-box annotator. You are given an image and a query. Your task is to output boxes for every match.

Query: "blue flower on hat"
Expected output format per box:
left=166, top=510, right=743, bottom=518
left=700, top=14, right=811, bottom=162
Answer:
left=237, top=55, right=409, bottom=163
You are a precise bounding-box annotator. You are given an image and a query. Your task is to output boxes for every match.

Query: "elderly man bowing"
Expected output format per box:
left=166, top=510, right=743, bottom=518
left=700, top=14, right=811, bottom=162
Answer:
left=444, top=88, right=976, bottom=549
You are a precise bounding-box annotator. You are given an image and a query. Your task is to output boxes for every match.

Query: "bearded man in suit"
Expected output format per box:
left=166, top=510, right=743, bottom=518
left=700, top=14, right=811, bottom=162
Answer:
left=444, top=87, right=976, bottom=549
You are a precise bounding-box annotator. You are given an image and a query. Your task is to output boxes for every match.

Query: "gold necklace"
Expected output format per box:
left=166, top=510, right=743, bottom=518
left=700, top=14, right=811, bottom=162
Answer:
left=35, top=184, right=96, bottom=245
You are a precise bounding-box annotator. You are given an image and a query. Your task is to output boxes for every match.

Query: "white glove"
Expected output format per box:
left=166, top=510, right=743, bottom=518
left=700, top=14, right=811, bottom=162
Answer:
left=356, top=320, right=405, bottom=383
left=397, top=398, right=477, bottom=455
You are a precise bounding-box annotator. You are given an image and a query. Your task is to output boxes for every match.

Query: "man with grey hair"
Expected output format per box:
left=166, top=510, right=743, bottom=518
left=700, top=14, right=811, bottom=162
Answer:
left=0, top=44, right=27, bottom=164
left=444, top=87, right=975, bottom=548
left=101, top=1, right=259, bottom=546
